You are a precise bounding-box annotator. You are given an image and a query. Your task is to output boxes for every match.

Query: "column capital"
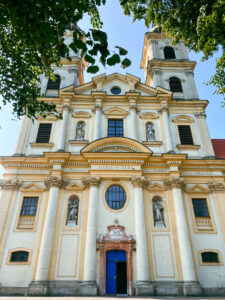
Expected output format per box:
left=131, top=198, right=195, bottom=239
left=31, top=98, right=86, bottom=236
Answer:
left=131, top=176, right=149, bottom=189
left=45, top=176, right=68, bottom=189
left=82, top=176, right=101, bottom=188
left=62, top=103, right=71, bottom=111
left=195, top=112, right=206, bottom=119
left=164, top=177, right=185, bottom=190
left=92, top=99, right=102, bottom=112
left=208, top=182, right=225, bottom=192
left=0, top=179, right=22, bottom=191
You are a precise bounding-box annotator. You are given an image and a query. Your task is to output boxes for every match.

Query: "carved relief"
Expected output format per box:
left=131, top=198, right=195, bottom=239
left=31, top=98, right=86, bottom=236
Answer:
left=44, top=176, right=68, bottom=188
left=164, top=178, right=185, bottom=190
left=152, top=196, right=165, bottom=228
left=75, top=121, right=85, bottom=141
left=82, top=176, right=101, bottom=188
left=0, top=179, right=22, bottom=190
left=208, top=182, right=225, bottom=192
left=146, top=122, right=156, bottom=141
left=131, top=176, right=149, bottom=189
left=66, top=195, right=79, bottom=227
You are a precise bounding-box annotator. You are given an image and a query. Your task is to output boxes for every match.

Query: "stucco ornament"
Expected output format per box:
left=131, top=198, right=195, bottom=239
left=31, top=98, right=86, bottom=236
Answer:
left=0, top=179, right=22, bottom=190
left=75, top=121, right=85, bottom=141
left=164, top=177, right=185, bottom=190
left=208, top=182, right=225, bottom=192
left=131, top=176, right=149, bottom=189
left=44, top=176, right=68, bottom=188
left=146, top=122, right=156, bottom=141
left=82, top=176, right=101, bottom=188
left=66, top=195, right=79, bottom=226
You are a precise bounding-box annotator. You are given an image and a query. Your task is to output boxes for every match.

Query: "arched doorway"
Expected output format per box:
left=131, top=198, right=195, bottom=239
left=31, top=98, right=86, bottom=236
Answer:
left=106, top=250, right=127, bottom=295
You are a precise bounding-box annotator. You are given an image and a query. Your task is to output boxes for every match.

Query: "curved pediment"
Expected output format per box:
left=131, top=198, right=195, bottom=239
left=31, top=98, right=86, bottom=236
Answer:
left=81, top=137, right=152, bottom=154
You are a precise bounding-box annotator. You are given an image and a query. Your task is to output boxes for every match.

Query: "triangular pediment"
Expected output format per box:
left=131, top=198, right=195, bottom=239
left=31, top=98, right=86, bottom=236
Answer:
left=185, top=184, right=209, bottom=194
left=81, top=137, right=152, bottom=154
left=66, top=182, right=84, bottom=191
left=20, top=183, right=46, bottom=193
left=104, top=107, right=129, bottom=118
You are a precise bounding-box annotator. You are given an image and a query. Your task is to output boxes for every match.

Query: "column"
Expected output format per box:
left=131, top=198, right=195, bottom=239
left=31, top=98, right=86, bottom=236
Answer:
left=93, top=100, right=102, bottom=140
left=161, top=106, right=173, bottom=153
left=82, top=176, right=101, bottom=281
left=57, top=103, right=70, bottom=151
left=129, top=100, right=138, bottom=140
left=131, top=176, right=149, bottom=281
left=14, top=116, right=32, bottom=155
left=35, top=176, right=67, bottom=281
left=164, top=178, right=196, bottom=281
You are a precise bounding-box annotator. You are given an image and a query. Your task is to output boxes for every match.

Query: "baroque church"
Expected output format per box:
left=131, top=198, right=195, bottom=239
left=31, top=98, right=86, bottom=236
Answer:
left=0, top=26, right=225, bottom=297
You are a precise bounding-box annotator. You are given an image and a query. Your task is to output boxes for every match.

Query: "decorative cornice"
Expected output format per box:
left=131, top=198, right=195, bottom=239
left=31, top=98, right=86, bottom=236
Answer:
left=164, top=178, right=185, bottom=190
left=195, top=112, right=207, bottom=119
left=82, top=176, right=101, bottom=188
left=0, top=179, right=22, bottom=191
left=208, top=182, right=225, bottom=192
left=44, top=176, right=68, bottom=188
left=131, top=176, right=149, bottom=189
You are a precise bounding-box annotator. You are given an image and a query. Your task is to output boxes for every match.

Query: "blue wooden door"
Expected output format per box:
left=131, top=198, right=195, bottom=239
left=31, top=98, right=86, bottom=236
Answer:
left=106, top=250, right=126, bottom=294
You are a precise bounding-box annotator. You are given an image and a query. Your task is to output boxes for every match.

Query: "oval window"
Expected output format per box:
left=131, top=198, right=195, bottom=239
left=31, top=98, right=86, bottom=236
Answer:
left=105, top=185, right=126, bottom=210
left=110, top=86, right=121, bottom=95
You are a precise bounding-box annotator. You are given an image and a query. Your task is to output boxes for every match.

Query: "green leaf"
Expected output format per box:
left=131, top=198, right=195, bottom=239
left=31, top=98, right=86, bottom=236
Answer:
left=121, top=58, right=131, bottom=68
left=107, top=54, right=121, bottom=66
left=115, top=46, right=128, bottom=55
left=84, top=54, right=95, bottom=64
left=87, top=65, right=99, bottom=73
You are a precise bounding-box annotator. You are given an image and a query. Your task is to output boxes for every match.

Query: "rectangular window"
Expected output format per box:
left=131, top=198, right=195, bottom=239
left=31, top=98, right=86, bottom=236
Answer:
left=36, top=123, right=52, bottom=143
left=47, top=75, right=61, bottom=90
left=178, top=125, right=194, bottom=145
left=192, top=198, right=209, bottom=217
left=108, top=119, right=123, bottom=137
left=20, top=197, right=38, bottom=216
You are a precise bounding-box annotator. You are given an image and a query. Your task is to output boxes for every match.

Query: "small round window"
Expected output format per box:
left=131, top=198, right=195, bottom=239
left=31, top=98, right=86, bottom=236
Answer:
left=105, top=185, right=126, bottom=210
left=111, top=86, right=121, bottom=95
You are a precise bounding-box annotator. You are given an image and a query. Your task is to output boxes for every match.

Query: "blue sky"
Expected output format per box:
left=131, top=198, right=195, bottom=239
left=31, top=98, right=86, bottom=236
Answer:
left=0, top=0, right=224, bottom=178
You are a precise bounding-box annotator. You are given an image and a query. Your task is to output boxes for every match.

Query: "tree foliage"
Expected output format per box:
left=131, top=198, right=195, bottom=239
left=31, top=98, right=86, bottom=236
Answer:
left=120, top=0, right=225, bottom=104
left=0, top=0, right=131, bottom=118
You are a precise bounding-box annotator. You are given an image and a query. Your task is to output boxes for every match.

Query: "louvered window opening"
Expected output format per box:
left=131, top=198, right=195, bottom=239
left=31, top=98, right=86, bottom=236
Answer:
left=105, top=185, right=126, bottom=210
left=192, top=198, right=209, bottom=217
left=36, top=123, right=52, bottom=143
left=10, top=251, right=29, bottom=262
left=201, top=252, right=219, bottom=263
left=47, top=75, right=61, bottom=90
left=164, top=46, right=176, bottom=59
left=108, top=119, right=123, bottom=137
left=20, top=197, right=38, bottom=216
left=178, top=125, right=194, bottom=145
left=169, top=77, right=183, bottom=92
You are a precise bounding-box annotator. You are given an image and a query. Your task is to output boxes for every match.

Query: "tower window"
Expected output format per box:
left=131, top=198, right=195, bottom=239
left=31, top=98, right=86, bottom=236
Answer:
left=169, top=77, right=183, bottom=92
left=192, top=198, right=209, bottom=217
left=20, top=197, right=38, bottom=216
left=10, top=251, right=29, bottom=262
left=36, top=123, right=52, bottom=143
left=164, top=46, right=176, bottom=59
left=47, top=75, right=61, bottom=90
left=105, top=185, right=126, bottom=210
left=178, top=125, right=193, bottom=145
left=201, top=251, right=219, bottom=263
left=111, top=86, right=121, bottom=95
left=108, top=119, right=123, bottom=137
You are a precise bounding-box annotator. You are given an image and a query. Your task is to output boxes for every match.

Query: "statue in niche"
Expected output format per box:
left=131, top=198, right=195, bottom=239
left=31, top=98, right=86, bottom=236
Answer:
left=66, top=195, right=79, bottom=226
left=152, top=196, right=165, bottom=228
left=146, top=122, right=155, bottom=141
left=75, top=121, right=85, bottom=140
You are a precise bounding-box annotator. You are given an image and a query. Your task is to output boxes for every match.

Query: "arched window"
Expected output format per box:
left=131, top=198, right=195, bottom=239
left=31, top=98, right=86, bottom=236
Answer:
left=105, top=185, right=126, bottom=210
left=47, top=74, right=61, bottom=90
left=164, top=46, right=176, bottom=59
left=201, top=251, right=219, bottom=263
left=10, top=250, right=29, bottom=262
left=169, top=77, right=183, bottom=92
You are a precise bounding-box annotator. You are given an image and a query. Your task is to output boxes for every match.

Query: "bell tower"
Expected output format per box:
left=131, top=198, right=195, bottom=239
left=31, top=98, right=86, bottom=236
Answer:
left=141, top=27, right=199, bottom=100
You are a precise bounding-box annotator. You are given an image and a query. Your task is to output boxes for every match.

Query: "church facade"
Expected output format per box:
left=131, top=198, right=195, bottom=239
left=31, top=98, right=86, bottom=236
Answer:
left=0, top=28, right=225, bottom=296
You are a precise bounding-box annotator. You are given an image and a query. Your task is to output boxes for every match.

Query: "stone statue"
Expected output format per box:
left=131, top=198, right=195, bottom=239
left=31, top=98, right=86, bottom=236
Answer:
left=75, top=121, right=85, bottom=140
left=66, top=196, right=79, bottom=226
left=153, top=198, right=165, bottom=228
left=146, top=122, right=155, bottom=141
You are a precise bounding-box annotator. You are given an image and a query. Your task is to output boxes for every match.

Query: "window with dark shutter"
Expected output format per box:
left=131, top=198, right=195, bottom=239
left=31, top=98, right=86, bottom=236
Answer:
left=192, top=198, right=209, bottom=217
left=164, top=46, right=176, bottom=59
left=36, top=123, right=52, bottom=143
left=47, top=75, right=61, bottom=90
left=108, top=119, right=123, bottom=137
left=178, top=125, right=194, bottom=145
left=10, top=251, right=29, bottom=262
left=201, top=251, right=219, bottom=263
left=20, top=197, right=38, bottom=216
left=169, top=77, right=183, bottom=92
